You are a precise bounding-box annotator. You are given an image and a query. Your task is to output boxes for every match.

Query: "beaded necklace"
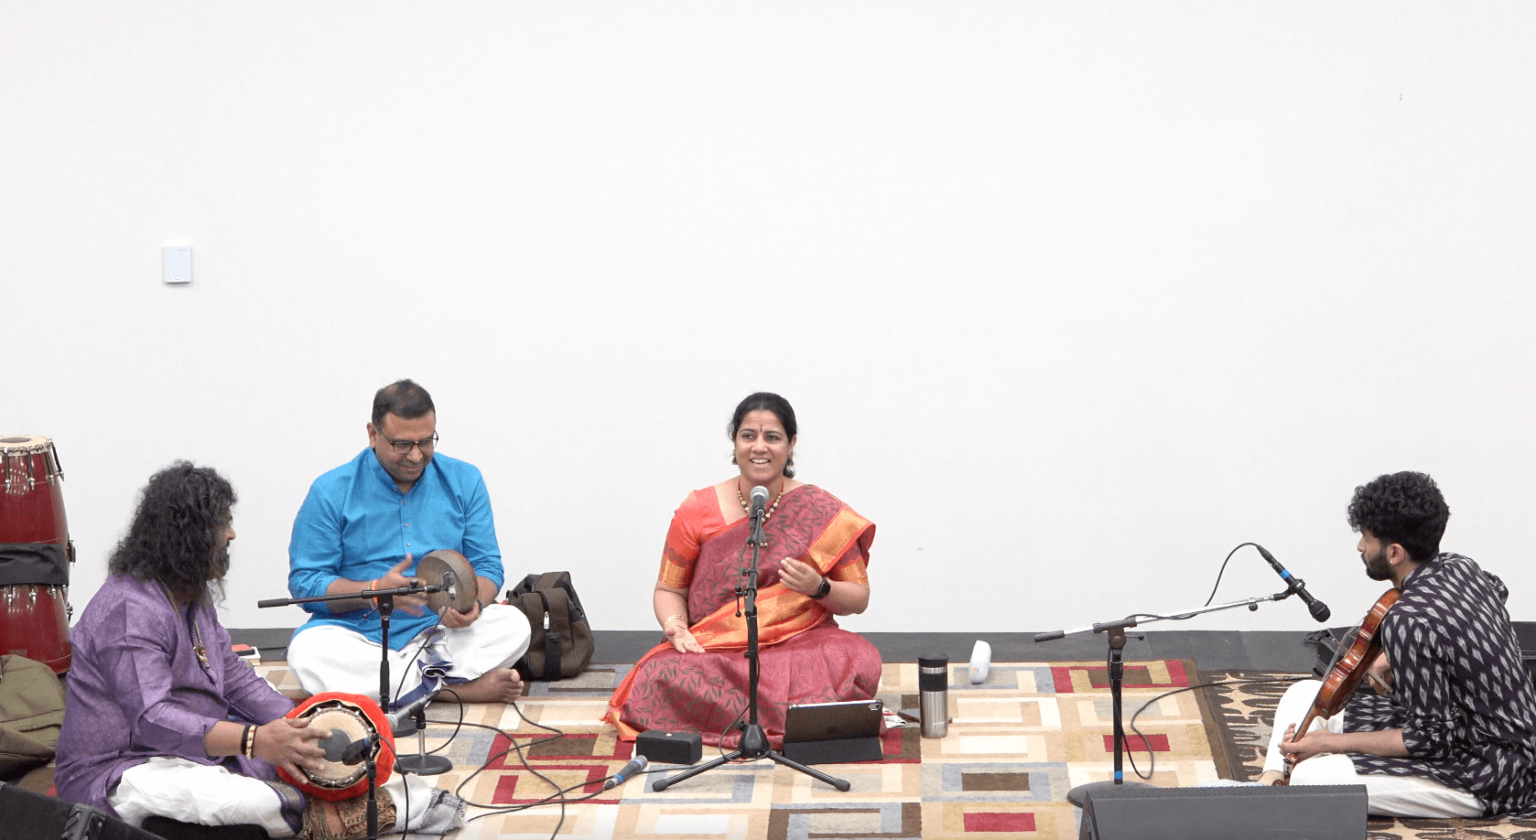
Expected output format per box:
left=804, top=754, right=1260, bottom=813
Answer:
left=736, top=480, right=785, bottom=528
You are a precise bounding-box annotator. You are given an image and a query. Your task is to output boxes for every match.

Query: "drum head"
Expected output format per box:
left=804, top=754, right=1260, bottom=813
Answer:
left=418, top=550, right=477, bottom=616
left=276, top=692, right=394, bottom=801
left=0, top=435, right=51, bottom=453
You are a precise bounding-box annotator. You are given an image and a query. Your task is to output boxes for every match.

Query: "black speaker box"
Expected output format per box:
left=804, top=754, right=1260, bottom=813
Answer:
left=635, top=730, right=703, bottom=766
left=1079, top=784, right=1368, bottom=840
left=0, top=783, right=161, bottom=840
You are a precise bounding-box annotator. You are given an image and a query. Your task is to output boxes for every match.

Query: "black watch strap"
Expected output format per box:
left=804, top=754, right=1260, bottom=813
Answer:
left=810, top=576, right=832, bottom=599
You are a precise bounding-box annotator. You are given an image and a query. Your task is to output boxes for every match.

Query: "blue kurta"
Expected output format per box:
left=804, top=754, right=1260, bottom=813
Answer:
left=288, top=448, right=505, bottom=650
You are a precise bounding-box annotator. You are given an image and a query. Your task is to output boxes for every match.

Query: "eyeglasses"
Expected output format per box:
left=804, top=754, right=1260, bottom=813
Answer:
left=380, top=432, right=438, bottom=455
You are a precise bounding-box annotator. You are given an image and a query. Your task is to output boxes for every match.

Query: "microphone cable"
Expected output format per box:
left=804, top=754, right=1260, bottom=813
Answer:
left=1122, top=674, right=1306, bottom=783
left=1201, top=541, right=1266, bottom=607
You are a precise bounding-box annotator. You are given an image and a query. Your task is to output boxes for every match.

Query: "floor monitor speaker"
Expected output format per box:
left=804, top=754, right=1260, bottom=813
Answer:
left=0, top=782, right=161, bottom=840
left=1079, top=784, right=1368, bottom=840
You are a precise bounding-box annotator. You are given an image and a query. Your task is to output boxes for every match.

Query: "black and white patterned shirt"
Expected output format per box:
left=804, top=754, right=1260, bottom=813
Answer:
left=1344, top=553, right=1536, bottom=817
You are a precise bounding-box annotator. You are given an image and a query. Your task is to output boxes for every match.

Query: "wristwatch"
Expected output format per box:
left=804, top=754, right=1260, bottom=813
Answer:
left=810, top=576, right=832, bottom=599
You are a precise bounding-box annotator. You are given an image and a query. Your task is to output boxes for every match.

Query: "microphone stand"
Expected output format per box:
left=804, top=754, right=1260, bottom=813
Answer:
left=1034, top=588, right=1303, bottom=808
left=258, top=580, right=450, bottom=715
left=365, top=738, right=380, bottom=840
left=652, top=502, right=851, bottom=792
left=394, top=689, right=452, bottom=776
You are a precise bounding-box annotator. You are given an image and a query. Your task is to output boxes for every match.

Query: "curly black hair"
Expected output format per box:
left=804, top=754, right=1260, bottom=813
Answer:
left=107, top=461, right=237, bottom=603
left=1346, top=471, right=1449, bottom=564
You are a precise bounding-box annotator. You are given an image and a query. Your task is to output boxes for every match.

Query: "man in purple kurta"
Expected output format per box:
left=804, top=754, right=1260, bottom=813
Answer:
left=56, top=574, right=307, bottom=830
left=55, top=463, right=324, bottom=836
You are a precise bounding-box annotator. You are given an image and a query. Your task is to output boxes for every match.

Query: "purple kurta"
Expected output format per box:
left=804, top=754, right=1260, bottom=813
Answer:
left=55, top=575, right=295, bottom=816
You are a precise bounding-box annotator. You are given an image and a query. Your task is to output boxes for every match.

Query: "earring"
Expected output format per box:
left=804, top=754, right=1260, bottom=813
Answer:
left=731, top=454, right=738, bottom=465
left=783, top=457, right=795, bottom=478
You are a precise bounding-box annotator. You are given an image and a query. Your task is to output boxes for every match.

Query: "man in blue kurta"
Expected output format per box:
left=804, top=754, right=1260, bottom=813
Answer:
left=286, top=379, right=531, bottom=706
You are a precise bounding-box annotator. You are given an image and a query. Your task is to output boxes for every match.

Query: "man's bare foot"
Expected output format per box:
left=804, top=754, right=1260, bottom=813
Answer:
left=452, top=669, right=525, bottom=703
left=1256, top=770, right=1285, bottom=786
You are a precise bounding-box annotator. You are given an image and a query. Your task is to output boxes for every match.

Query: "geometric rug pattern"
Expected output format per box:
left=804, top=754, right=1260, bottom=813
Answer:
left=252, top=662, right=1536, bottom=839
left=260, top=659, right=1216, bottom=839
left=1198, top=671, right=1536, bottom=840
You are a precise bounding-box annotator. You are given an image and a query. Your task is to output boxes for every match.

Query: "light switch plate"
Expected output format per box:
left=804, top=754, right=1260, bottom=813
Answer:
left=163, top=245, right=192, bottom=284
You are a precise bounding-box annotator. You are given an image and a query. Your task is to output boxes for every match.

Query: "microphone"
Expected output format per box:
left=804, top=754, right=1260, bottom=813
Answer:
left=318, top=728, right=353, bottom=762
left=340, top=734, right=375, bottom=766
left=388, top=688, right=442, bottom=735
left=1258, top=545, right=1331, bottom=622
left=749, top=485, right=769, bottom=519
left=602, top=755, right=649, bottom=790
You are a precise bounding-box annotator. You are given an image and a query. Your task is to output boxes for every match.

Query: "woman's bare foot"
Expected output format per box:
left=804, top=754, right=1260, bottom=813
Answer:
left=1256, top=770, right=1285, bottom=786
left=451, top=668, right=525, bottom=703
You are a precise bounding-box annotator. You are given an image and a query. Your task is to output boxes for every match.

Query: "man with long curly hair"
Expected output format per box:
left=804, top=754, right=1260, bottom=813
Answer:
left=54, top=462, right=326, bottom=835
left=1259, top=471, right=1536, bottom=817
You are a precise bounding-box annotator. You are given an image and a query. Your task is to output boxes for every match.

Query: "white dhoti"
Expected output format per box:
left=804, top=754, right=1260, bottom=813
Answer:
left=286, top=603, right=532, bottom=705
left=108, top=756, right=460, bottom=836
left=1263, top=678, right=1483, bottom=818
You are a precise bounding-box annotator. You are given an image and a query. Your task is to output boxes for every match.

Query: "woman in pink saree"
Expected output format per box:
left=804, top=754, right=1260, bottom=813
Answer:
left=605, top=393, right=881, bottom=748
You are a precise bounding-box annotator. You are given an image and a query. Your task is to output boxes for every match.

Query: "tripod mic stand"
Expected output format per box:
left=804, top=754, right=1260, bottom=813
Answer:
left=652, top=502, right=851, bottom=793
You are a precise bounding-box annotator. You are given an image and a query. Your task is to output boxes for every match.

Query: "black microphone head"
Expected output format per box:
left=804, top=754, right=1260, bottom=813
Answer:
left=318, top=728, right=351, bottom=762
left=750, top=485, right=769, bottom=504
left=341, top=735, right=374, bottom=766
left=1309, top=600, right=1332, bottom=623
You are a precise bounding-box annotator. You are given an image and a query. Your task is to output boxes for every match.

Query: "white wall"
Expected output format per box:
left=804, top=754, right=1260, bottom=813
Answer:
left=4, top=3, right=1535, bottom=640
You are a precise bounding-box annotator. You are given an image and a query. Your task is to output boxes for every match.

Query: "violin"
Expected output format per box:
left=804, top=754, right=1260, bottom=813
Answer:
left=1280, top=588, right=1399, bottom=783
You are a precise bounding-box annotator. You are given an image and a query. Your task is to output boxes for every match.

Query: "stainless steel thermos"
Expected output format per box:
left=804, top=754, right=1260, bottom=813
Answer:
left=918, top=654, right=949, bottom=738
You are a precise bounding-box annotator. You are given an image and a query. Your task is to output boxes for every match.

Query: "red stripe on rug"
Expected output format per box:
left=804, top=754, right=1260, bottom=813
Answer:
left=1104, top=733, right=1170, bottom=752
left=963, top=812, right=1036, bottom=832
left=492, top=766, right=617, bottom=805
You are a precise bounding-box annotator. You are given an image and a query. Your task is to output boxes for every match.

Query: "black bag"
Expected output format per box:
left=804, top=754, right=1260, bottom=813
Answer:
left=504, top=572, right=594, bottom=681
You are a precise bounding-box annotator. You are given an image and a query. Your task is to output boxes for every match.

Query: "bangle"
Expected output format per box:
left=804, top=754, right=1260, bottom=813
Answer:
left=662, top=614, right=687, bottom=629
left=240, top=725, right=255, bottom=759
left=810, top=577, right=832, bottom=599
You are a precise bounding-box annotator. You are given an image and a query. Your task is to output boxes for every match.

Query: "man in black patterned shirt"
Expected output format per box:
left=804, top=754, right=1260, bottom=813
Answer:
left=1260, top=471, right=1536, bottom=817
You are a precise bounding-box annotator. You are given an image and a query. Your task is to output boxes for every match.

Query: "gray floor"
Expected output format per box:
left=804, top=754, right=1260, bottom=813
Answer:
left=230, top=627, right=1330, bottom=673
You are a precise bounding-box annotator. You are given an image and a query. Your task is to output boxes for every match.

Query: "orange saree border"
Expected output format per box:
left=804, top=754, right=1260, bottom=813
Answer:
left=603, top=507, right=874, bottom=740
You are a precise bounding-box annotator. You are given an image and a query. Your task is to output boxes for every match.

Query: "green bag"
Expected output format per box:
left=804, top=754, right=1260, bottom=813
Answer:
left=0, top=655, right=65, bottom=777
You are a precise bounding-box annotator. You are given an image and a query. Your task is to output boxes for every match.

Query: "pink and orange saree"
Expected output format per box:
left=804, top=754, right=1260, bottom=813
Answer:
left=605, top=484, right=881, bottom=748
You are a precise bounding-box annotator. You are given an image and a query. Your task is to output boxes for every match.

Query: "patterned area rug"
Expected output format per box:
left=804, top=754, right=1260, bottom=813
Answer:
left=1198, top=671, right=1536, bottom=840
left=253, top=661, right=1536, bottom=839
left=259, top=659, right=1219, bottom=839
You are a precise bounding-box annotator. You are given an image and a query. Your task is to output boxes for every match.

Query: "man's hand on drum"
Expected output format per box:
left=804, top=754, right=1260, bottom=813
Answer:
left=256, top=718, right=328, bottom=781
left=375, top=556, right=429, bottom=616
left=440, top=598, right=480, bottom=629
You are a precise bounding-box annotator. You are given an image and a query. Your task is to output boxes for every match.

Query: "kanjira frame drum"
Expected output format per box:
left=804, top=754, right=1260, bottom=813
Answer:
left=0, top=435, right=73, bottom=674
left=278, top=692, right=395, bottom=801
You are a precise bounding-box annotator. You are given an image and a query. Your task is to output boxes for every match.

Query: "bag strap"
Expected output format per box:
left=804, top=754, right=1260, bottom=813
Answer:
left=532, top=591, right=562, bottom=681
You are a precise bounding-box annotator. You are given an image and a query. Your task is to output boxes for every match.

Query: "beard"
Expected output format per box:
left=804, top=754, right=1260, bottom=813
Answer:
left=208, top=543, right=231, bottom=585
left=1363, top=546, right=1393, bottom=582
